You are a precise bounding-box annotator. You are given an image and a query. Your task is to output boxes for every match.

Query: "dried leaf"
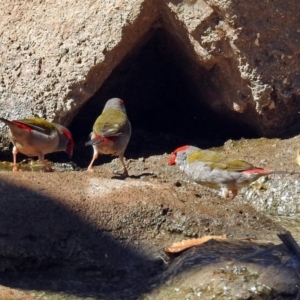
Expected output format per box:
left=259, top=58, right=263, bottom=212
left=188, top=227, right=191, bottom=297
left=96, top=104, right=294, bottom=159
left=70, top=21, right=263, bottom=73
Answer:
left=165, top=234, right=227, bottom=254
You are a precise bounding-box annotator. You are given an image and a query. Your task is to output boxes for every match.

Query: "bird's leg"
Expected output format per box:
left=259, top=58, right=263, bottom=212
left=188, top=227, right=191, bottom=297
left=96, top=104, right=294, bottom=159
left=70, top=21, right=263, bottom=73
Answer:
left=12, top=146, right=19, bottom=171
left=119, top=154, right=128, bottom=177
left=221, top=187, right=230, bottom=199
left=87, top=149, right=99, bottom=172
left=221, top=187, right=238, bottom=200
left=231, top=189, right=238, bottom=200
left=38, top=154, right=54, bottom=172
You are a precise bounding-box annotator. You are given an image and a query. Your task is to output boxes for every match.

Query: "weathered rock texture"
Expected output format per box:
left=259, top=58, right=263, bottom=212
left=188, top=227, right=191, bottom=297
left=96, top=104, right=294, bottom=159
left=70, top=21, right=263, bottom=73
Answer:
left=0, top=167, right=296, bottom=299
left=0, top=286, right=34, bottom=300
left=0, top=0, right=300, bottom=146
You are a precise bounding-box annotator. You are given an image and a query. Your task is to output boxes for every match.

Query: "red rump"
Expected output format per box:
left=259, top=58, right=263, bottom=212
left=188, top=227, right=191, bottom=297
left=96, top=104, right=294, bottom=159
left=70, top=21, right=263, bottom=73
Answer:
left=12, top=121, right=32, bottom=132
left=103, top=136, right=118, bottom=142
left=93, top=135, right=118, bottom=143
left=243, top=168, right=272, bottom=174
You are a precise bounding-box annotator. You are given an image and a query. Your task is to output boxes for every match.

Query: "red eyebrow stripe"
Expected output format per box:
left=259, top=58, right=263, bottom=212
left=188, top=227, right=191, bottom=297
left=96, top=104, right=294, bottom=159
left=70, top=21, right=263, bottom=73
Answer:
left=174, top=145, right=189, bottom=153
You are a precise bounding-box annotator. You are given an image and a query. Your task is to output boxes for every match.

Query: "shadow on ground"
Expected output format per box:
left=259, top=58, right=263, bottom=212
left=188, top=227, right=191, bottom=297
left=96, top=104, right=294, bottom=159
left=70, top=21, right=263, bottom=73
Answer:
left=0, top=168, right=299, bottom=299
left=0, top=176, right=165, bottom=299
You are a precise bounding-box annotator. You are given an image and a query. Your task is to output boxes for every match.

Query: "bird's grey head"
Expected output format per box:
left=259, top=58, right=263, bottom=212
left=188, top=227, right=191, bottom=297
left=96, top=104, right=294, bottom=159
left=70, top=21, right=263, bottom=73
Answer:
left=104, top=98, right=126, bottom=112
left=176, top=151, right=188, bottom=165
left=169, top=145, right=198, bottom=166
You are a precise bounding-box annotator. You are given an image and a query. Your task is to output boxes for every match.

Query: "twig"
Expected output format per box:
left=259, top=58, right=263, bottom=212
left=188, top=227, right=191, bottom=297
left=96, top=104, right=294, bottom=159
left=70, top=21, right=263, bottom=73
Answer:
left=277, top=231, right=300, bottom=259
left=277, top=231, right=300, bottom=299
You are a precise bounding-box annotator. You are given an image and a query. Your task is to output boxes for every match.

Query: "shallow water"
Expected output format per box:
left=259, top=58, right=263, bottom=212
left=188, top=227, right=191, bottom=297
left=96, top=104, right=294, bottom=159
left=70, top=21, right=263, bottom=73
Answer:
left=8, top=238, right=300, bottom=300
left=29, top=291, right=91, bottom=300
left=0, top=159, right=80, bottom=172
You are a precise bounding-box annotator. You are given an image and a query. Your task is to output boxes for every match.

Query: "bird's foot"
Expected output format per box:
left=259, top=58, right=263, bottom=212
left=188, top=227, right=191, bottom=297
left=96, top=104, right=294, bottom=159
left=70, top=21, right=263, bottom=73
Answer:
left=113, top=169, right=128, bottom=177
left=221, top=188, right=238, bottom=200
left=44, top=166, right=54, bottom=172
left=12, top=165, right=19, bottom=172
left=87, top=167, right=95, bottom=172
left=230, top=190, right=238, bottom=200
left=221, top=189, right=230, bottom=199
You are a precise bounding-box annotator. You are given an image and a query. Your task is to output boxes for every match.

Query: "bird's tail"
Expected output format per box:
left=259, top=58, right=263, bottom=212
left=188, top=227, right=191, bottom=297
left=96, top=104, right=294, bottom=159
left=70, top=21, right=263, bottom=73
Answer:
left=0, top=117, right=13, bottom=126
left=268, top=170, right=292, bottom=175
left=267, top=170, right=300, bottom=175
left=0, top=118, right=39, bottom=132
left=245, top=168, right=300, bottom=175
left=287, top=170, right=300, bottom=175
left=85, top=136, right=104, bottom=146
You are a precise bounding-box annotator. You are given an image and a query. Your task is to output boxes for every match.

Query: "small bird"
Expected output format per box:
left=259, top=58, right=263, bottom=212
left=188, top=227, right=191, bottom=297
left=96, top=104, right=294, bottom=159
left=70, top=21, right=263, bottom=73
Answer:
left=85, top=98, right=131, bottom=176
left=0, top=117, right=74, bottom=171
left=169, top=145, right=293, bottom=199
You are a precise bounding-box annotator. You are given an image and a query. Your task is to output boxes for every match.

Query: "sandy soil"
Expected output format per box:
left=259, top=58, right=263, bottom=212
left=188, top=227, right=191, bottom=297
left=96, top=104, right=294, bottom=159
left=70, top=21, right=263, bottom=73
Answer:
left=0, top=134, right=300, bottom=298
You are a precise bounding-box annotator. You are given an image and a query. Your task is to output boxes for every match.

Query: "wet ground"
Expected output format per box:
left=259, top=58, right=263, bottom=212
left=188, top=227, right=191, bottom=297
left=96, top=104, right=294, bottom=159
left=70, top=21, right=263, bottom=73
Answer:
left=0, top=133, right=300, bottom=299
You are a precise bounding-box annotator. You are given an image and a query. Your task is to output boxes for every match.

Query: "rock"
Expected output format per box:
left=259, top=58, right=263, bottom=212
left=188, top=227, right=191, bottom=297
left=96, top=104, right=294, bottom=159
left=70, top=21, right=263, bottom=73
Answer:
left=0, top=285, right=34, bottom=300
left=0, top=169, right=288, bottom=298
left=1, top=0, right=300, bottom=149
left=143, top=240, right=300, bottom=299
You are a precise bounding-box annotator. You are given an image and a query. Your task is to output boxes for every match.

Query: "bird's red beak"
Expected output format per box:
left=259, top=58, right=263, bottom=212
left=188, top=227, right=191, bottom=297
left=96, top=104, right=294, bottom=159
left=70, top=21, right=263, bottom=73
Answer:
left=169, top=152, right=176, bottom=165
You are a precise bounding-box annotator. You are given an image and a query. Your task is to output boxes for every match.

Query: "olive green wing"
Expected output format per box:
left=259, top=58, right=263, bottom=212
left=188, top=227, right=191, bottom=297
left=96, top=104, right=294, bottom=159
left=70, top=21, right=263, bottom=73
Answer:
left=187, top=150, right=254, bottom=172
left=93, top=109, right=127, bottom=137
left=16, top=118, right=57, bottom=135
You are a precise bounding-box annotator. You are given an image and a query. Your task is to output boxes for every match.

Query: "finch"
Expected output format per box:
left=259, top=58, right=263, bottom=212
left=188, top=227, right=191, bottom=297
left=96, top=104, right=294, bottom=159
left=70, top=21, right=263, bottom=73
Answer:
left=85, top=98, right=131, bottom=176
left=0, top=117, right=73, bottom=171
left=169, top=145, right=293, bottom=199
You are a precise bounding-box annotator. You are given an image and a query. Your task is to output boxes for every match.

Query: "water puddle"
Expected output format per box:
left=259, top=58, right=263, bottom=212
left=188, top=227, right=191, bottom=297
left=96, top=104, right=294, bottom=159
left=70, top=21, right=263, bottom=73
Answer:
left=29, top=291, right=92, bottom=300
left=0, top=159, right=80, bottom=172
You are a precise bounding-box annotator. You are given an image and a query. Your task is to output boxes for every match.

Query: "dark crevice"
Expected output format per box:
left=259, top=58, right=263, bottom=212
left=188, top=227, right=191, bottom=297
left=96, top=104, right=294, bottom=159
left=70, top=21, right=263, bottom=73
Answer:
left=69, top=28, right=258, bottom=167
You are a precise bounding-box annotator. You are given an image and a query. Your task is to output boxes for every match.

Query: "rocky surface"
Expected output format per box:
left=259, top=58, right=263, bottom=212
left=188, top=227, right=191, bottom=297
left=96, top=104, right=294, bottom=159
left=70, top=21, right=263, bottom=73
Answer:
left=1, top=0, right=300, bottom=149
left=0, top=285, right=34, bottom=300
left=1, top=0, right=300, bottom=298
left=143, top=240, right=300, bottom=300
left=0, top=136, right=299, bottom=299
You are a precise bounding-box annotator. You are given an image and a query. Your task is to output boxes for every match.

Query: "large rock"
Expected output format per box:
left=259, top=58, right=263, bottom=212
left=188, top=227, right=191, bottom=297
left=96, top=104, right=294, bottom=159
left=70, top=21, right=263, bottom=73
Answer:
left=0, top=0, right=300, bottom=149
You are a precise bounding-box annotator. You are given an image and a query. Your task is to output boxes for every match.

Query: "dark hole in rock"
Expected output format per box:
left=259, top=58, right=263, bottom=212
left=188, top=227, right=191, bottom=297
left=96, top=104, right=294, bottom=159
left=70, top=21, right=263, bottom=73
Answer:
left=0, top=29, right=241, bottom=170
left=69, top=28, right=257, bottom=167
left=0, top=29, right=257, bottom=168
